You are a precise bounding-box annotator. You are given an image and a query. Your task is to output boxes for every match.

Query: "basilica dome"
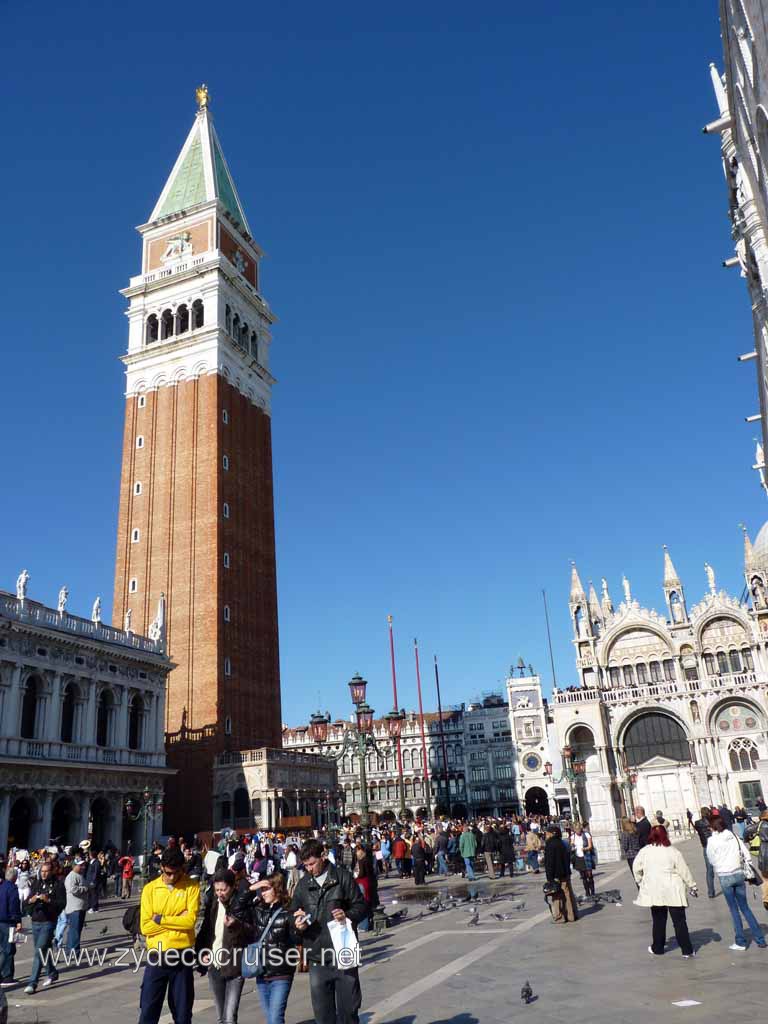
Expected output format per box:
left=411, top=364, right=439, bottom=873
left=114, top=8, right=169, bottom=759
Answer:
left=752, top=521, right=768, bottom=566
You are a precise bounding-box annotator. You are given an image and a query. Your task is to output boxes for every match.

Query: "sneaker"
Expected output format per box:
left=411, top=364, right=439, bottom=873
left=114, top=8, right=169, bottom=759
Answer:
left=729, top=943, right=747, bottom=951
left=24, top=985, right=35, bottom=995
left=647, top=946, right=662, bottom=956
left=757, top=943, right=767, bottom=949
left=682, top=951, right=697, bottom=959
left=87, top=909, right=96, bottom=914
left=42, top=976, right=58, bottom=988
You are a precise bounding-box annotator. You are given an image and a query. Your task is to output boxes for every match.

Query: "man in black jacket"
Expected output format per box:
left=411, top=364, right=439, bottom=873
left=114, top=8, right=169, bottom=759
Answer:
left=291, top=839, right=367, bottom=1024
left=543, top=826, right=578, bottom=924
left=25, top=860, right=66, bottom=994
left=634, top=806, right=652, bottom=848
left=481, top=828, right=500, bottom=879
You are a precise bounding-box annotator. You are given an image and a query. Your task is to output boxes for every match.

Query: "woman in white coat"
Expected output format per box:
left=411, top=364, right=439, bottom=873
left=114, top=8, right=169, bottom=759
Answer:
left=633, top=825, right=697, bottom=957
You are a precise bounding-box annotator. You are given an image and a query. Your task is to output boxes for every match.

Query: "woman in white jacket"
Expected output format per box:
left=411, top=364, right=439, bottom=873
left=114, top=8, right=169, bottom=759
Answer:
left=633, top=825, right=697, bottom=957
left=706, top=813, right=766, bottom=950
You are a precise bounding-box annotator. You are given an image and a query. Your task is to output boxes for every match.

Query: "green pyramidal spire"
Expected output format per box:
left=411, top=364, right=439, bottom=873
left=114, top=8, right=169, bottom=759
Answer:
left=149, top=93, right=251, bottom=235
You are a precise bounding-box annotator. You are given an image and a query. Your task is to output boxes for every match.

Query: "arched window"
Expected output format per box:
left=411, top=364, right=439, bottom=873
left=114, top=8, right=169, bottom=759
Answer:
left=649, top=661, right=662, bottom=683
left=96, top=690, right=114, bottom=747
left=145, top=314, right=159, bottom=345
left=609, top=667, right=621, bottom=686
left=232, top=313, right=240, bottom=338
left=128, top=694, right=143, bottom=750
left=743, top=648, right=755, bottom=671
left=61, top=682, right=77, bottom=743
left=233, top=787, right=250, bottom=820
left=574, top=606, right=584, bottom=637
left=636, top=664, right=648, bottom=685
left=251, top=332, right=259, bottom=361
left=728, top=738, right=760, bottom=772
left=160, top=309, right=174, bottom=340
left=175, top=304, right=189, bottom=335
left=729, top=650, right=743, bottom=674
left=717, top=652, right=729, bottom=675
left=225, top=305, right=232, bottom=334
left=622, top=665, right=635, bottom=688
left=704, top=653, right=716, bottom=675
left=192, top=299, right=204, bottom=329
left=624, top=713, right=689, bottom=766
left=240, top=323, right=249, bottom=349
left=663, top=659, right=676, bottom=682
left=20, top=676, right=40, bottom=739
left=402, top=748, right=411, bottom=769
left=413, top=778, right=421, bottom=796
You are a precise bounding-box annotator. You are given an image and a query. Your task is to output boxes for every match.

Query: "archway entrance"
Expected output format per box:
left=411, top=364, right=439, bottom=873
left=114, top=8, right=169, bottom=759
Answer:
left=525, top=787, right=550, bottom=815
left=51, top=797, right=77, bottom=846
left=90, top=797, right=111, bottom=850
left=8, top=797, right=33, bottom=849
left=451, top=803, right=467, bottom=819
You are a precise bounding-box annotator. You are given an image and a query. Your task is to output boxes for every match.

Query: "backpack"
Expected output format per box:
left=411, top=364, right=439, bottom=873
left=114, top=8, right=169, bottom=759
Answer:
left=122, top=904, right=140, bottom=936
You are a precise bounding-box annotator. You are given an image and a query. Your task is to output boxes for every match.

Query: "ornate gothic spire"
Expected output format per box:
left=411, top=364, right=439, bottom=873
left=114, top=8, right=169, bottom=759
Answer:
left=600, top=577, right=613, bottom=616
left=663, top=545, right=681, bottom=587
left=570, top=562, right=586, bottom=602
left=588, top=581, right=602, bottom=621
left=742, top=524, right=754, bottom=569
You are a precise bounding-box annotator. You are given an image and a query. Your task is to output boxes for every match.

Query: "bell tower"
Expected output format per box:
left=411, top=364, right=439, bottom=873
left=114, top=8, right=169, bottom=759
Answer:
left=112, top=86, right=282, bottom=831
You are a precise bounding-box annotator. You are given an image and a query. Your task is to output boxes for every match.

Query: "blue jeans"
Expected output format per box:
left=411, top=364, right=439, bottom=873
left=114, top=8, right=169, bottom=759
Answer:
left=436, top=852, right=448, bottom=876
left=256, top=977, right=293, bottom=1024
left=463, top=857, right=475, bottom=880
left=66, top=910, right=85, bottom=952
left=207, top=967, right=244, bottom=1024
left=29, top=922, right=58, bottom=988
left=54, top=910, right=67, bottom=946
left=721, top=876, right=766, bottom=946
left=702, top=851, right=716, bottom=897
left=527, top=851, right=539, bottom=871
left=0, top=926, right=16, bottom=981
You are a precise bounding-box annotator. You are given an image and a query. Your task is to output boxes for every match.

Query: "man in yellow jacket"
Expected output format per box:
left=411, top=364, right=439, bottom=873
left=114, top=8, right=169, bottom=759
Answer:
left=139, top=847, right=200, bottom=1024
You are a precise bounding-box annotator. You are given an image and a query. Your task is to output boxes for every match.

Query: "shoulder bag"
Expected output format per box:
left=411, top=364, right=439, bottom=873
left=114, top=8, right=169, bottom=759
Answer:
left=242, top=906, right=283, bottom=979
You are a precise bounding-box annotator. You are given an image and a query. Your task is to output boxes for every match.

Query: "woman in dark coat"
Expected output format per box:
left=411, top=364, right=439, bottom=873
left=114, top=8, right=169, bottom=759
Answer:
left=411, top=837, right=428, bottom=886
left=195, top=868, right=251, bottom=1024
left=247, top=873, right=298, bottom=1024
left=543, top=825, right=578, bottom=924
left=498, top=827, right=516, bottom=877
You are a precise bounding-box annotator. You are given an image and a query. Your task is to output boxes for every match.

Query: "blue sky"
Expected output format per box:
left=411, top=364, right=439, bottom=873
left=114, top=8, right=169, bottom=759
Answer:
left=1, top=1, right=761, bottom=726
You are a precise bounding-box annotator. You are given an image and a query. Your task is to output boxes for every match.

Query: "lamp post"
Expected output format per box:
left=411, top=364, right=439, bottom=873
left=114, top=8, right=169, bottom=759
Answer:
left=124, top=789, right=163, bottom=878
left=309, top=675, right=405, bottom=845
left=545, top=747, right=585, bottom=822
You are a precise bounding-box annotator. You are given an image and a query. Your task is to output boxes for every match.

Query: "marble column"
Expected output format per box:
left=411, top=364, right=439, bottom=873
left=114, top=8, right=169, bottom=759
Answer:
left=4, top=666, right=23, bottom=743
left=116, top=687, right=130, bottom=752
left=44, top=673, right=63, bottom=742
left=0, top=792, right=10, bottom=856
left=31, top=790, right=53, bottom=850
left=84, top=682, right=97, bottom=753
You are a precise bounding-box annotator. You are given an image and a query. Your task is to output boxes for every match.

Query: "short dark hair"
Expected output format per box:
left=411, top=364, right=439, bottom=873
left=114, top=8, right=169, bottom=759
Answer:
left=300, top=839, right=325, bottom=861
left=213, top=868, right=236, bottom=886
left=161, top=847, right=185, bottom=869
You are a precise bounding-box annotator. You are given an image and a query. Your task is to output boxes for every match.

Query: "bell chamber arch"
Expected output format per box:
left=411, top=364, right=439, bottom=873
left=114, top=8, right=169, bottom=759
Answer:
left=623, top=712, right=691, bottom=766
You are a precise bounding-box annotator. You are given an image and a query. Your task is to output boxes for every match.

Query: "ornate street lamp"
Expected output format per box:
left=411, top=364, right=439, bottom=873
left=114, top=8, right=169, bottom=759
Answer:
left=356, top=702, right=374, bottom=733
left=310, top=676, right=401, bottom=844
left=348, top=674, right=368, bottom=706
left=124, top=790, right=162, bottom=877
left=385, top=707, right=407, bottom=817
left=309, top=711, right=331, bottom=745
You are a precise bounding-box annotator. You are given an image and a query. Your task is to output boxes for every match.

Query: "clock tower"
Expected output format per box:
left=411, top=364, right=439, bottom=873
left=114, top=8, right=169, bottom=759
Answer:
left=113, top=87, right=282, bottom=831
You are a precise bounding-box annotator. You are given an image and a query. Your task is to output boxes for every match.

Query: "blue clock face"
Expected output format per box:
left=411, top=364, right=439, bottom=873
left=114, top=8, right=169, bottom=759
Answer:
left=525, top=754, right=540, bottom=772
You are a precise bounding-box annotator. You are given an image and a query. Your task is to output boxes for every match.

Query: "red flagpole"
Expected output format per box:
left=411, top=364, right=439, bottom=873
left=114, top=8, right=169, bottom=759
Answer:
left=414, top=638, right=431, bottom=818
left=387, top=615, right=405, bottom=817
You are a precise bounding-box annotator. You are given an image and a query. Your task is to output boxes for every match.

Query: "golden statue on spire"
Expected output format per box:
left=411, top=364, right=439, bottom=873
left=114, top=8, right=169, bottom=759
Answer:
left=195, top=83, right=210, bottom=110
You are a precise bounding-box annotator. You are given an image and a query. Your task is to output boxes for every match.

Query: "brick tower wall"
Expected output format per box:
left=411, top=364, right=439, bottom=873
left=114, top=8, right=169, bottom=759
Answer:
left=113, top=372, right=282, bottom=830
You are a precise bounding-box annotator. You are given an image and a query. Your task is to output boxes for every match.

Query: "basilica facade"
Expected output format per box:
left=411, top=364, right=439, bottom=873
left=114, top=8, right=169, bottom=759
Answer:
left=552, top=529, right=768, bottom=860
